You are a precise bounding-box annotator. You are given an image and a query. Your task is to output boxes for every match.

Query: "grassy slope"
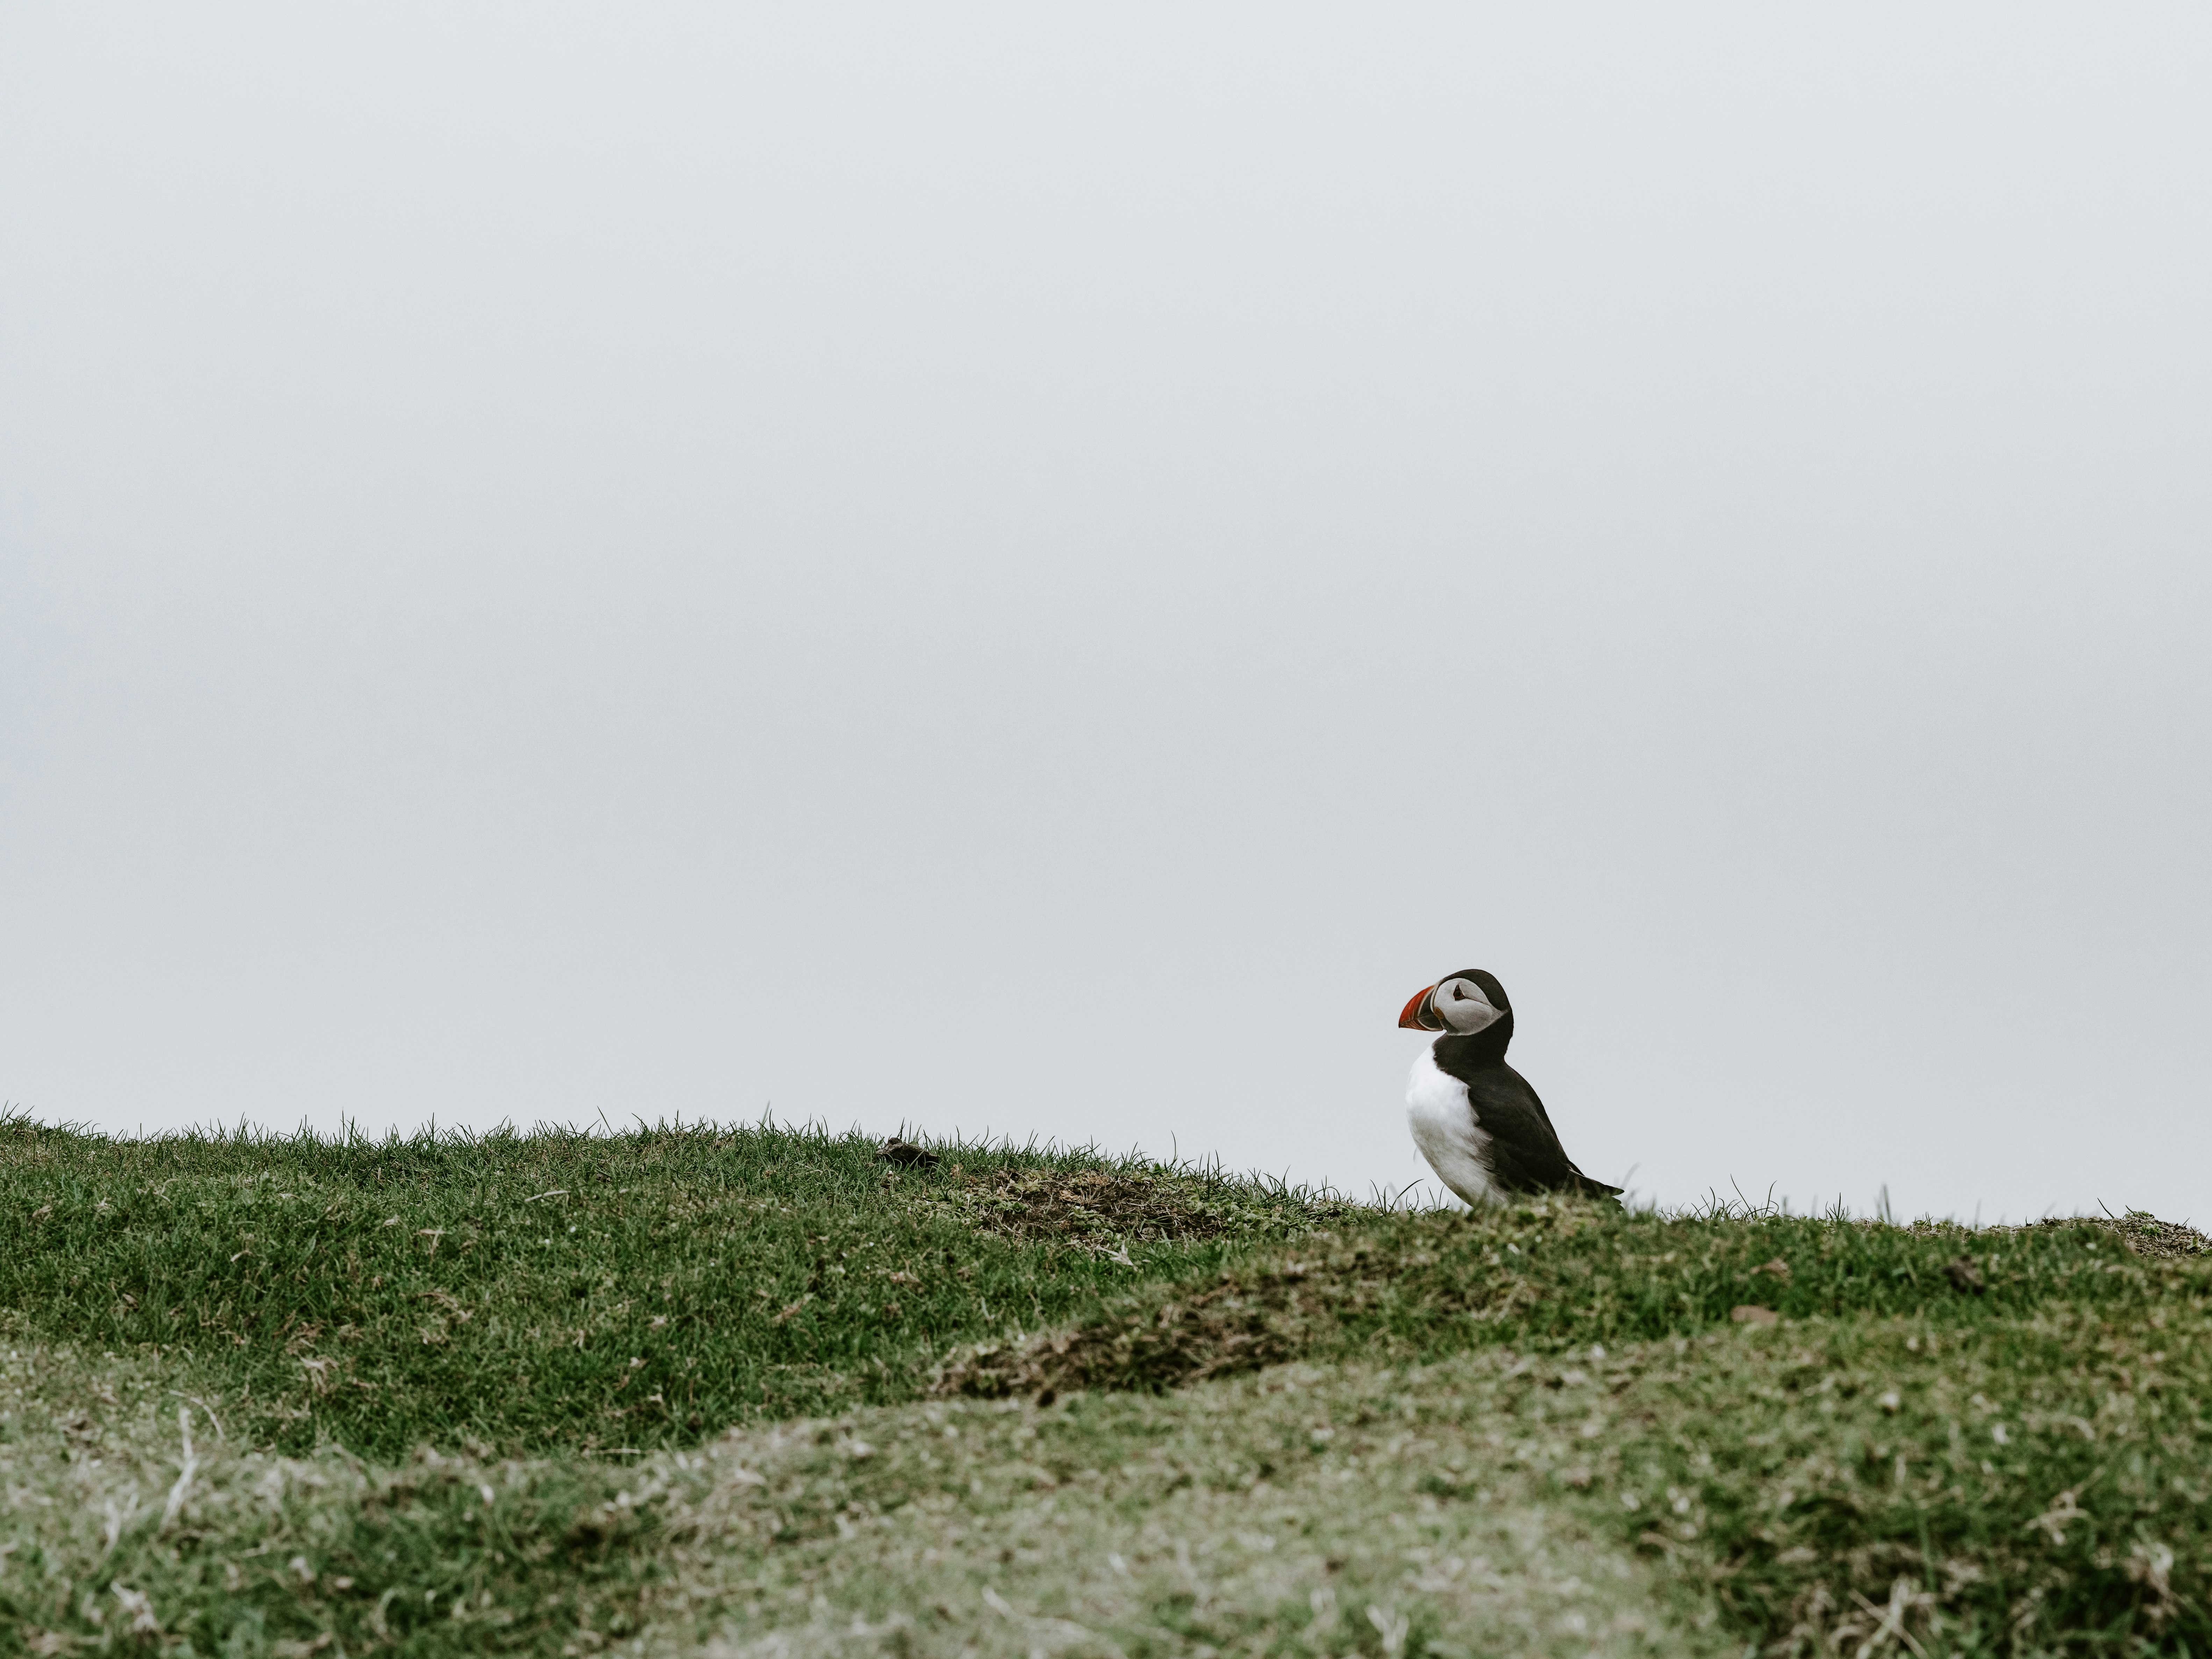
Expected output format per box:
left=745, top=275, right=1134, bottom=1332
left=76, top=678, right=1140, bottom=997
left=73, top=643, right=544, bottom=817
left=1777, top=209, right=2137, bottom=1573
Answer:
left=2, top=1117, right=1331, bottom=1458
left=2, top=1118, right=2206, bottom=1658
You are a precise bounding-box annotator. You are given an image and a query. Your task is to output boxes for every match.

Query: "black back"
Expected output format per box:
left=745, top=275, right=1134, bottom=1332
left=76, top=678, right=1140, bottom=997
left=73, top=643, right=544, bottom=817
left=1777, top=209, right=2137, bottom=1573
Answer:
left=1431, top=969, right=1621, bottom=1201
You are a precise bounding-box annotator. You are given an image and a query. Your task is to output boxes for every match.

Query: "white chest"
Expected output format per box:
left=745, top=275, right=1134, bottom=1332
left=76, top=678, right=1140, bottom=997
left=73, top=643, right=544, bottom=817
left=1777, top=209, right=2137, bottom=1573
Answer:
left=1405, top=1043, right=1501, bottom=1207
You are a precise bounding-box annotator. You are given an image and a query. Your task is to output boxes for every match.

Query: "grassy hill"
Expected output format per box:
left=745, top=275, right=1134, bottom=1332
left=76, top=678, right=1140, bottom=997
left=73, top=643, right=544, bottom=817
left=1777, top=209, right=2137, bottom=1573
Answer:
left=1, top=1115, right=2204, bottom=1657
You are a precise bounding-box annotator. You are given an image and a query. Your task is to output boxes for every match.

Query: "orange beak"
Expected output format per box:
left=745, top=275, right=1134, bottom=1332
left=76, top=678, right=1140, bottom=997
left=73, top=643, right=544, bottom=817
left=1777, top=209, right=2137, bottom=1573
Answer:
left=1398, top=985, right=1437, bottom=1030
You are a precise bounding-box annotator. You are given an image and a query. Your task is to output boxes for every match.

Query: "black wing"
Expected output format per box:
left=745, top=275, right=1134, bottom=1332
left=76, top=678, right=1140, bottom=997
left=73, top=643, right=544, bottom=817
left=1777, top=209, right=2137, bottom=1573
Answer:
left=1467, top=1067, right=1623, bottom=1200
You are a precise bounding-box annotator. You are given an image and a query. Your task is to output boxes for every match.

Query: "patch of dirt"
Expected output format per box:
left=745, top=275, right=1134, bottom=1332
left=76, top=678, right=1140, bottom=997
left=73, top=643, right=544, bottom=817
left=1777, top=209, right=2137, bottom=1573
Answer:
left=2008, top=1214, right=2212, bottom=1260
left=2098, top=1213, right=2212, bottom=1260
left=932, top=1232, right=1538, bottom=1400
left=920, top=1165, right=1342, bottom=1255
left=931, top=1263, right=1328, bottom=1399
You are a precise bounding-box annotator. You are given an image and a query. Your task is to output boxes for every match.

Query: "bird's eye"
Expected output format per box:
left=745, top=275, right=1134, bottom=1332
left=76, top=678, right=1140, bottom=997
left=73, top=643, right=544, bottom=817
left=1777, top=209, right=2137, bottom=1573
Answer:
left=1450, top=984, right=1471, bottom=1001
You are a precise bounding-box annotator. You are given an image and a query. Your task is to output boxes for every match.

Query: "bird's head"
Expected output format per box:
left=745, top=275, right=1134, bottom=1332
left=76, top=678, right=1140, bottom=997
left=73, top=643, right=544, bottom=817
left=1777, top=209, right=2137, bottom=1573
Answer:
left=1398, top=969, right=1512, bottom=1037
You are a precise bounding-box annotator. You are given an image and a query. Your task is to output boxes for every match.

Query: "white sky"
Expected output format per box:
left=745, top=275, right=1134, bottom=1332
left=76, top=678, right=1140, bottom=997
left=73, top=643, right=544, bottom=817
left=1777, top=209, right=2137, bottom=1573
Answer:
left=2, top=5, right=2207, bottom=1223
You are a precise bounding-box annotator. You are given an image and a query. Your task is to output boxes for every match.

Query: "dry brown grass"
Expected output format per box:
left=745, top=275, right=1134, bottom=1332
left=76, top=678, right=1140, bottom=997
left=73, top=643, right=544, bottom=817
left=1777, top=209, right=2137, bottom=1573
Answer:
left=1967, top=1210, right=2212, bottom=1261
left=932, top=1264, right=1320, bottom=1400
left=920, top=1163, right=1346, bottom=1256
left=2098, top=1211, right=2211, bottom=1259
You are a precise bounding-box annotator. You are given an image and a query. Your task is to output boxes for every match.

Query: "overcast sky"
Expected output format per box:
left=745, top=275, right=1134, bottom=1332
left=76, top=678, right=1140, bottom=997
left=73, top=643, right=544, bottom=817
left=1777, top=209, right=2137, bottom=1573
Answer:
left=3, top=5, right=2207, bottom=1223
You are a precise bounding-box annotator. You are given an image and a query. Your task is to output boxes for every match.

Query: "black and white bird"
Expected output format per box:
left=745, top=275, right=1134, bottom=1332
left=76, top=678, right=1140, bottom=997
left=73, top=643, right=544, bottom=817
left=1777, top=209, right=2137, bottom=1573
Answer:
left=1398, top=969, right=1621, bottom=1205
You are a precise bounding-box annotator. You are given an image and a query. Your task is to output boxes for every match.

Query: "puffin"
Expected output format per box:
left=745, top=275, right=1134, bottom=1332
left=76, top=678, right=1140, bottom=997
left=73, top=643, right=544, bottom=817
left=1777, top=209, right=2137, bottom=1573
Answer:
left=1398, top=968, right=1621, bottom=1205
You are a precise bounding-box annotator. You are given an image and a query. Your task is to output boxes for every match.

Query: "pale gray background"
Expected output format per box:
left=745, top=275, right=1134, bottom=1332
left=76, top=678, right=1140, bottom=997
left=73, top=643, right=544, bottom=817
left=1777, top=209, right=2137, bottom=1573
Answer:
left=3, top=5, right=2207, bottom=1222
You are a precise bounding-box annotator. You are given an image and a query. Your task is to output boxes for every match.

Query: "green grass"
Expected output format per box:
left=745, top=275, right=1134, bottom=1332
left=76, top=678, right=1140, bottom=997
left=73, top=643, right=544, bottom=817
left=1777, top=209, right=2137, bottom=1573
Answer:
left=934, top=1199, right=2205, bottom=1398
left=3, top=1115, right=2206, bottom=1657
left=1, top=1114, right=1337, bottom=1458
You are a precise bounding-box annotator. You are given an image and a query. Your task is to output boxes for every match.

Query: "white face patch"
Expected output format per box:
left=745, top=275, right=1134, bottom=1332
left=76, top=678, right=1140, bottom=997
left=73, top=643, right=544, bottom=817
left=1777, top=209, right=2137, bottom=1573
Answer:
left=1433, top=976, right=1504, bottom=1036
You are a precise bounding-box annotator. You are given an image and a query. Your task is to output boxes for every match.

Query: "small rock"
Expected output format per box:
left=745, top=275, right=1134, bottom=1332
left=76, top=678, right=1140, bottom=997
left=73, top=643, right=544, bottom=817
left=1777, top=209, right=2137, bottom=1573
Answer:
left=1730, top=1304, right=1779, bottom=1326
